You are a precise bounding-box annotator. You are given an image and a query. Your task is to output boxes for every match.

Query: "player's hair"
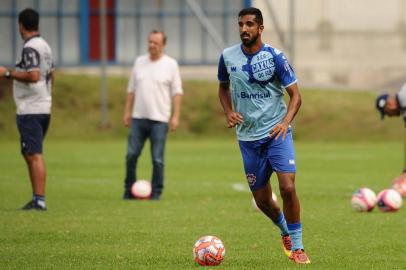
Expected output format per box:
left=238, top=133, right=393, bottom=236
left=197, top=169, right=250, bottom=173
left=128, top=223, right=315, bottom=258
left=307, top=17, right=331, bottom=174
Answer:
left=150, top=30, right=167, bottom=45
left=238, top=7, right=263, bottom=26
left=18, top=8, right=39, bottom=31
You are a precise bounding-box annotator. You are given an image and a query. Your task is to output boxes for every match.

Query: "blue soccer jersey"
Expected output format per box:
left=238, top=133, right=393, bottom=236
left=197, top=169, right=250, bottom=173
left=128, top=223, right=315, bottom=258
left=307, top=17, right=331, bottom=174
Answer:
left=218, top=43, right=297, bottom=141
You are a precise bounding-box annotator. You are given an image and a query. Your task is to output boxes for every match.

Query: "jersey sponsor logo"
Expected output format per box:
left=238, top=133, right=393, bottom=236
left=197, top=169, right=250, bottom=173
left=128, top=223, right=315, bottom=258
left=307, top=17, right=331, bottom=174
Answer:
left=239, top=91, right=271, bottom=99
left=246, top=173, right=257, bottom=186
left=242, top=50, right=275, bottom=87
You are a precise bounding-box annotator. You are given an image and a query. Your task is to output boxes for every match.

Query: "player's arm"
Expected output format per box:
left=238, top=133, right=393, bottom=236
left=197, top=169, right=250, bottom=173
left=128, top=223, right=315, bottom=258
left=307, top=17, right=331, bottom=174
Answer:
left=391, top=129, right=406, bottom=185
left=1, top=47, right=42, bottom=83
left=169, top=62, right=183, bottom=132
left=218, top=81, right=243, bottom=128
left=270, top=83, right=301, bottom=140
left=123, top=92, right=134, bottom=127
left=170, top=94, right=182, bottom=132
left=217, top=54, right=243, bottom=128
left=0, top=66, right=40, bottom=83
left=284, top=83, right=302, bottom=124
left=123, top=66, right=137, bottom=128
left=9, top=69, right=40, bottom=83
left=0, top=66, right=9, bottom=79
left=403, top=127, right=406, bottom=173
left=269, top=51, right=301, bottom=140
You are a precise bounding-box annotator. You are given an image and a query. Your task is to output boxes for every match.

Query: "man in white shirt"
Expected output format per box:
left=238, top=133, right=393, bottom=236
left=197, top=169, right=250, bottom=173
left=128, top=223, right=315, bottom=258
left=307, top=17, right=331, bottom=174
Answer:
left=122, top=30, right=183, bottom=200
left=0, top=8, right=54, bottom=210
left=376, top=84, right=406, bottom=196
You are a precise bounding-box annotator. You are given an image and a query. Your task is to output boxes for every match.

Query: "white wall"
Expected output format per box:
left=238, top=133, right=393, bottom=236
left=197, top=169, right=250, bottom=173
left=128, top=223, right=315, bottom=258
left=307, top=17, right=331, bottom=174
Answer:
left=255, top=0, right=406, bottom=90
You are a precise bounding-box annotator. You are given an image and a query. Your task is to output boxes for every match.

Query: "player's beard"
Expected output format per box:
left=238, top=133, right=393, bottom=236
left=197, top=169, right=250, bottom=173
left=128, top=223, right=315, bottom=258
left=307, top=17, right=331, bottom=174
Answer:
left=240, top=32, right=259, bottom=48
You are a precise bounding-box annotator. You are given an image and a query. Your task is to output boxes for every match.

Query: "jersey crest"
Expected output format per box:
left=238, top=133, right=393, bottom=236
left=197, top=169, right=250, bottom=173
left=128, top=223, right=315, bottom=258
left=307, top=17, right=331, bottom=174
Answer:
left=242, top=49, right=275, bottom=87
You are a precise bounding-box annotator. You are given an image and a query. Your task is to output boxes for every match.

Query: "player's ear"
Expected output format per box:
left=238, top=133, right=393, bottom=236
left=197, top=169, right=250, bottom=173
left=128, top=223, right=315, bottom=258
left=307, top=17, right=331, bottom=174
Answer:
left=18, top=23, right=25, bottom=39
left=259, top=24, right=264, bottom=34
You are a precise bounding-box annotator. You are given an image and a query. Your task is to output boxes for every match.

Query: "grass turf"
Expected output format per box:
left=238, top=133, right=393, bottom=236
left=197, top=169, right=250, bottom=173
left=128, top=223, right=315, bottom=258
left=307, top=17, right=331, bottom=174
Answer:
left=0, top=139, right=405, bottom=269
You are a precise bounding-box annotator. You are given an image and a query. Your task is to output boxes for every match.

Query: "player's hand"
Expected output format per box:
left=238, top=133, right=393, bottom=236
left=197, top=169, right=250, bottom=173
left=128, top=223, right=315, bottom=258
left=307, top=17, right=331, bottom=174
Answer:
left=169, top=116, right=179, bottom=132
left=225, top=111, right=244, bottom=128
left=0, top=66, right=6, bottom=76
left=123, top=113, right=131, bottom=127
left=269, top=120, right=289, bottom=141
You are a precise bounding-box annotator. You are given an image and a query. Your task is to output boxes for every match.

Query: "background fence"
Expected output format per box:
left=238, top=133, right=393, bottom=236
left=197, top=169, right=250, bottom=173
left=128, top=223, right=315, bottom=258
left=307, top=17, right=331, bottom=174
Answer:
left=0, top=0, right=249, bottom=66
left=2, top=0, right=406, bottom=89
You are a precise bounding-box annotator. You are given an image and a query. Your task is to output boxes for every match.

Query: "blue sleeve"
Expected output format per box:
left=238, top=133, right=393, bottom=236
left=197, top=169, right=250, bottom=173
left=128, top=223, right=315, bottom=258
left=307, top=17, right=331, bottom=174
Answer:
left=217, top=54, right=229, bottom=82
left=274, top=52, right=297, bottom=87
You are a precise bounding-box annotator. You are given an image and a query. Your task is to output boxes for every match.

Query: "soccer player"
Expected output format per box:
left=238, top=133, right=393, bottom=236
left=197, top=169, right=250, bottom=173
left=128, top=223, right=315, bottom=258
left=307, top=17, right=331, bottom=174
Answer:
left=376, top=85, right=406, bottom=196
left=0, top=8, right=54, bottom=210
left=217, top=7, right=310, bottom=264
left=122, top=30, right=183, bottom=200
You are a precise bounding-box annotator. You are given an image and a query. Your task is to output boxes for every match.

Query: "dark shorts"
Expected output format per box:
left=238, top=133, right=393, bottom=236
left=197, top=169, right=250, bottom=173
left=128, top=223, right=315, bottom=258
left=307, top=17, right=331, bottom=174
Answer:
left=16, top=114, right=50, bottom=155
left=238, top=129, right=296, bottom=191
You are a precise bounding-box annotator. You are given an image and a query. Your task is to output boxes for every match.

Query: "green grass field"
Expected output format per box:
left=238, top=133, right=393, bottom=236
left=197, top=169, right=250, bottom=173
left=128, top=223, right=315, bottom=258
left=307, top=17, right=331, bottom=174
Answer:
left=0, top=139, right=405, bottom=269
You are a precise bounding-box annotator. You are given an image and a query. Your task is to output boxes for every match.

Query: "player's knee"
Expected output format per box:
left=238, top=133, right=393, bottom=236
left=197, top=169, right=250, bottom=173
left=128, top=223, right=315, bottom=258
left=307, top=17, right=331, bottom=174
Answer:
left=125, top=153, right=138, bottom=165
left=24, top=153, right=42, bottom=163
left=255, top=196, right=274, bottom=211
left=279, top=184, right=296, bottom=199
left=152, top=158, right=164, bottom=168
left=255, top=198, right=268, bottom=211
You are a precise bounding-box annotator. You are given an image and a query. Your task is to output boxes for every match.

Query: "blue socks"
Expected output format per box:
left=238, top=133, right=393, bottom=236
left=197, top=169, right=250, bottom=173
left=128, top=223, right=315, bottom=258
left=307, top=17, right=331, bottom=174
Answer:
left=287, top=222, right=304, bottom=251
left=272, top=212, right=289, bottom=236
left=272, top=213, right=305, bottom=251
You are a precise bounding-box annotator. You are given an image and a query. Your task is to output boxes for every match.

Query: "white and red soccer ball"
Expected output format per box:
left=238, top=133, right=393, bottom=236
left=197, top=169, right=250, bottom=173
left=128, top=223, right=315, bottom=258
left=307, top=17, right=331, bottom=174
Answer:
left=131, top=180, right=152, bottom=199
left=193, top=235, right=225, bottom=266
left=351, top=187, right=377, bottom=212
left=376, top=189, right=403, bottom=212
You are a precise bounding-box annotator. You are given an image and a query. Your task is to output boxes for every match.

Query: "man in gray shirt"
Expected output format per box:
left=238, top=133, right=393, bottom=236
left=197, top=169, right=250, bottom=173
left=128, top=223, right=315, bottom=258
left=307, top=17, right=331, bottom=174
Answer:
left=0, top=8, right=54, bottom=210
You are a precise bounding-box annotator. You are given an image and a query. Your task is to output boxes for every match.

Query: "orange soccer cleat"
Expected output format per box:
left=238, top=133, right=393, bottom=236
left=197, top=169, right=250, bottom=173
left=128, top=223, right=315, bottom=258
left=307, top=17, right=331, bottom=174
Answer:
left=289, top=249, right=311, bottom=264
left=281, top=235, right=292, bottom=257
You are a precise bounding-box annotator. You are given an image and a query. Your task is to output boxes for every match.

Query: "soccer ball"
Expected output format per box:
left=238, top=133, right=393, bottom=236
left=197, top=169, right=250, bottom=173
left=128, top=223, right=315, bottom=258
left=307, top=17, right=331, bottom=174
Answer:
left=351, top=188, right=376, bottom=212
left=393, top=179, right=406, bottom=197
left=251, top=192, right=277, bottom=211
left=131, top=180, right=152, bottom=199
left=376, top=189, right=403, bottom=212
left=193, top=236, right=225, bottom=266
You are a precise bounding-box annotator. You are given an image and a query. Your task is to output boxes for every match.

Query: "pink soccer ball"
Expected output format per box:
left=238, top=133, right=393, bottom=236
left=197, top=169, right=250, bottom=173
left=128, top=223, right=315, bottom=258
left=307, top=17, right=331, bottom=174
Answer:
left=131, top=180, right=152, bottom=199
left=351, top=188, right=377, bottom=212
left=376, top=189, right=403, bottom=212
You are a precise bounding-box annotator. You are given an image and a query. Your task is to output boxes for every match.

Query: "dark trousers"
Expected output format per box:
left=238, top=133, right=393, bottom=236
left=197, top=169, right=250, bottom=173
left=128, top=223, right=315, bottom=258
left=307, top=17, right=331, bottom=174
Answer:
left=124, top=118, right=168, bottom=198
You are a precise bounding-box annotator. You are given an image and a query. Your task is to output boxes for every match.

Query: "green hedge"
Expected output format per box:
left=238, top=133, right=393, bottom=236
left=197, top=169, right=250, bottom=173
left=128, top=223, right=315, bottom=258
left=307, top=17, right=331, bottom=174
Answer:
left=0, top=74, right=402, bottom=141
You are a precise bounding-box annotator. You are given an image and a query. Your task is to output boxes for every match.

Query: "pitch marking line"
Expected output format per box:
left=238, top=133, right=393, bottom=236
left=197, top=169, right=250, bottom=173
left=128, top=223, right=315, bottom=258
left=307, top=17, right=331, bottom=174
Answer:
left=231, top=183, right=250, bottom=193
